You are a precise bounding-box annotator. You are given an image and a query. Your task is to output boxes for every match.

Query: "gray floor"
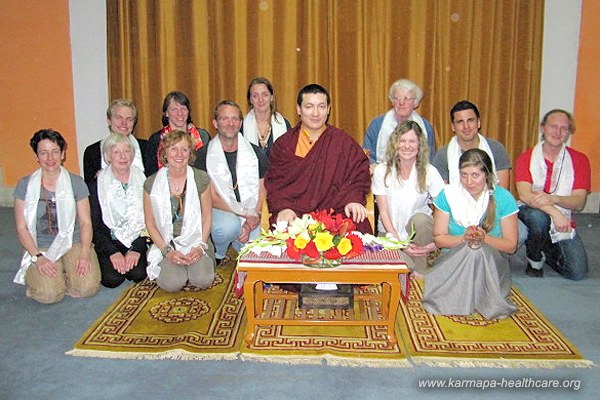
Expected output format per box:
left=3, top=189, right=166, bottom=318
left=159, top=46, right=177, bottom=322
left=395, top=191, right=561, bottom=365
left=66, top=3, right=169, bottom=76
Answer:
left=0, top=206, right=598, bottom=400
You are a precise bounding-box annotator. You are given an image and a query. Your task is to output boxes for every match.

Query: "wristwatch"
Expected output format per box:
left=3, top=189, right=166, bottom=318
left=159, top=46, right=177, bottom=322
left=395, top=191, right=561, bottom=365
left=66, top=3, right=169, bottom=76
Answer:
left=31, top=252, right=43, bottom=263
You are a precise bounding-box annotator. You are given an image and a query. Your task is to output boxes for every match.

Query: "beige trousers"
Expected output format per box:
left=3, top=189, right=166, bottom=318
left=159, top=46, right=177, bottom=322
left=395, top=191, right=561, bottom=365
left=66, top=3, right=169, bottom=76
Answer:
left=25, top=243, right=101, bottom=304
left=406, top=212, right=434, bottom=274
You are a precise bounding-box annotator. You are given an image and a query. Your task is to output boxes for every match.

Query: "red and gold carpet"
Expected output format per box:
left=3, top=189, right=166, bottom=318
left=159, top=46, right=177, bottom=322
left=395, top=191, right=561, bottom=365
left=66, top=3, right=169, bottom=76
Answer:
left=68, top=261, right=591, bottom=368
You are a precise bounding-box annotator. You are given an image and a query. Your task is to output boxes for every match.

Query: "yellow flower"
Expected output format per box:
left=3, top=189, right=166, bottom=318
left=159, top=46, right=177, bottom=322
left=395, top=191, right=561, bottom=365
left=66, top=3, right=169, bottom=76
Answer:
left=337, top=237, right=352, bottom=256
left=314, top=232, right=334, bottom=252
left=294, top=235, right=310, bottom=249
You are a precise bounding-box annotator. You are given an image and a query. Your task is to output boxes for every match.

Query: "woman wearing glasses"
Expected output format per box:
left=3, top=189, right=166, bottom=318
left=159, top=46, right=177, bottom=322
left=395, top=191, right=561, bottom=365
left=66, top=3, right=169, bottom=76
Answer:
left=14, top=129, right=100, bottom=303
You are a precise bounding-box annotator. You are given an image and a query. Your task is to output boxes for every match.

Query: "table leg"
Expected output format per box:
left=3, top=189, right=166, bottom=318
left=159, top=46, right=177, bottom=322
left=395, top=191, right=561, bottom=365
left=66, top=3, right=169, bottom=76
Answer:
left=385, top=280, right=401, bottom=345
left=381, top=281, right=391, bottom=316
left=243, top=274, right=256, bottom=345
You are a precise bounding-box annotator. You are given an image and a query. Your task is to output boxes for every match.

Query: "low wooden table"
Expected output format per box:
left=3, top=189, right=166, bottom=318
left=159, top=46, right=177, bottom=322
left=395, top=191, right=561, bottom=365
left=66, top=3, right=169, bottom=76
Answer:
left=237, top=249, right=409, bottom=345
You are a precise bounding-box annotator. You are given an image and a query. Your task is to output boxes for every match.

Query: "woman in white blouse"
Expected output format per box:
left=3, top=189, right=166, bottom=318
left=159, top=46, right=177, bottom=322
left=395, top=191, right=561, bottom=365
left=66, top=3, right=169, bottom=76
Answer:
left=371, top=120, right=444, bottom=274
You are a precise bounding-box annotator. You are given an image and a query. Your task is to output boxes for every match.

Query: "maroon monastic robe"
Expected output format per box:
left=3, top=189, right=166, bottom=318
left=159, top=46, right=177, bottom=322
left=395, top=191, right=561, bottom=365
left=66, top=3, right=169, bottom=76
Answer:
left=265, top=124, right=372, bottom=233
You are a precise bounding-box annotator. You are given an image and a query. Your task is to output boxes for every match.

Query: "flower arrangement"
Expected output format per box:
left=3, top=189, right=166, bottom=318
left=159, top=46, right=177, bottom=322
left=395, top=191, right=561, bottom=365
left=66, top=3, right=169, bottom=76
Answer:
left=237, top=209, right=415, bottom=267
left=284, top=209, right=364, bottom=266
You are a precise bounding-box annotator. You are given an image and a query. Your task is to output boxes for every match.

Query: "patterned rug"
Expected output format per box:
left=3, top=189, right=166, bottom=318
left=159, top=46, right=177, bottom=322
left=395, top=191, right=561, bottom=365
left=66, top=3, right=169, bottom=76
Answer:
left=239, top=284, right=410, bottom=367
left=68, top=261, right=591, bottom=368
left=397, top=279, right=592, bottom=368
left=67, top=259, right=245, bottom=360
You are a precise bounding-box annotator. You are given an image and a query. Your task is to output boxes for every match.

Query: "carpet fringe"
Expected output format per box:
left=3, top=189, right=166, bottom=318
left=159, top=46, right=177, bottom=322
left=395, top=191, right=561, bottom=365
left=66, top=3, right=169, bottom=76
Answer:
left=239, top=353, right=325, bottom=366
left=66, top=348, right=240, bottom=361
left=322, top=354, right=412, bottom=368
left=239, top=353, right=412, bottom=368
left=410, top=356, right=596, bottom=369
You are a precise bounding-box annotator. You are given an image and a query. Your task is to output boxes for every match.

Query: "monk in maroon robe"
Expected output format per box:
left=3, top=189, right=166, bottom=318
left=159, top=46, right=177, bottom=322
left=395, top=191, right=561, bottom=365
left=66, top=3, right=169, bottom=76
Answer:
left=265, top=84, right=372, bottom=233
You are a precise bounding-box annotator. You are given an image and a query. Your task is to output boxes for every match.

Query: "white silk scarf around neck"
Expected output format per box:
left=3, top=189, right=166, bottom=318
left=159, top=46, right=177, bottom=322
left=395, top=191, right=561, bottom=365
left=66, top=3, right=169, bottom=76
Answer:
left=15, top=167, right=76, bottom=284
left=146, top=166, right=202, bottom=280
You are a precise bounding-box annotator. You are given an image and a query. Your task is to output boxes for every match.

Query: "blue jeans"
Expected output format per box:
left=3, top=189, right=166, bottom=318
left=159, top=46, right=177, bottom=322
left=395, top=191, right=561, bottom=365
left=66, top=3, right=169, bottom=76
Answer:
left=518, top=205, right=588, bottom=280
left=211, top=209, right=260, bottom=259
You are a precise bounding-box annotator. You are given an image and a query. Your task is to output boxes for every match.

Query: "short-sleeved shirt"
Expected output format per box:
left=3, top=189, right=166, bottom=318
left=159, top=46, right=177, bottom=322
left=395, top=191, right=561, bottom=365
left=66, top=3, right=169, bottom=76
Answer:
left=372, top=163, right=444, bottom=234
left=434, top=186, right=518, bottom=238
left=514, top=147, right=591, bottom=193
left=432, top=138, right=511, bottom=181
left=14, top=173, right=89, bottom=248
left=144, top=167, right=210, bottom=237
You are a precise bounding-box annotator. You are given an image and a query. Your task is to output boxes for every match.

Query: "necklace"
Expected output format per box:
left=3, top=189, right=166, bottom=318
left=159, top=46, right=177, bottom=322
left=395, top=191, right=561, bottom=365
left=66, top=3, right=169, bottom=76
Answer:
left=167, top=168, right=186, bottom=194
left=258, top=124, right=272, bottom=148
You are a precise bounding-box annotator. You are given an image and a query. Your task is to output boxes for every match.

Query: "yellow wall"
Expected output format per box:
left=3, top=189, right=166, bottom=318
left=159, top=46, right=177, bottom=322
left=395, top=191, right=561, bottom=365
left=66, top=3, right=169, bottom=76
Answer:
left=0, top=0, right=78, bottom=186
left=573, top=0, right=600, bottom=191
left=0, top=1, right=598, bottom=192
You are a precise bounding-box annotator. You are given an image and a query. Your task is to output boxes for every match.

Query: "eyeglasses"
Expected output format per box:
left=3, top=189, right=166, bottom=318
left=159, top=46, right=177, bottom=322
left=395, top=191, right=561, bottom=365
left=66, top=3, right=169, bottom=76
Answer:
left=391, top=95, right=416, bottom=104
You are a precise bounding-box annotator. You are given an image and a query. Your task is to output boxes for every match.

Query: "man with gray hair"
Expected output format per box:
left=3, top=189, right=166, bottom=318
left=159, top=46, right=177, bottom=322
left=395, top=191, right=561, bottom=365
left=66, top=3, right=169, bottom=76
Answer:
left=363, top=79, right=436, bottom=164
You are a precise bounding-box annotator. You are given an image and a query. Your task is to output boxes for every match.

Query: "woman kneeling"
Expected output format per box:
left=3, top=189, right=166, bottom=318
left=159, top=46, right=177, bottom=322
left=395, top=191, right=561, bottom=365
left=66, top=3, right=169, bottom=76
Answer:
left=14, top=129, right=100, bottom=303
left=144, top=130, right=215, bottom=292
left=422, top=149, right=518, bottom=320
left=89, top=133, right=148, bottom=288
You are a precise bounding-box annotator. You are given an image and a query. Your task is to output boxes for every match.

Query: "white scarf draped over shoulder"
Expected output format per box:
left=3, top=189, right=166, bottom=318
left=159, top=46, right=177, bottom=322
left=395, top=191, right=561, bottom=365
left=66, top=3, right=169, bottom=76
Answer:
left=446, top=134, right=497, bottom=185
left=243, top=109, right=288, bottom=147
left=375, top=109, right=428, bottom=163
left=444, top=183, right=490, bottom=229
left=97, top=165, right=146, bottom=247
left=206, top=133, right=259, bottom=222
left=100, top=134, right=145, bottom=173
left=146, top=166, right=202, bottom=280
left=530, top=141, right=575, bottom=240
left=15, top=167, right=76, bottom=284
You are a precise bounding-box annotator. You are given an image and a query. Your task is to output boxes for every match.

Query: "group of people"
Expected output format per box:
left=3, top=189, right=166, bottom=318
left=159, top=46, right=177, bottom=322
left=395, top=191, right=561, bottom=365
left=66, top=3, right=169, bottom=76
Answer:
left=366, top=80, right=590, bottom=320
left=14, top=77, right=590, bottom=323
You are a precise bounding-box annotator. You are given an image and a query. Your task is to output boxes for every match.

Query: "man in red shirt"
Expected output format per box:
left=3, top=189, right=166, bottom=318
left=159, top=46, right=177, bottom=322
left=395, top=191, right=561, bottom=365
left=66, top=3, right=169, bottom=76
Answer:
left=515, top=109, right=590, bottom=280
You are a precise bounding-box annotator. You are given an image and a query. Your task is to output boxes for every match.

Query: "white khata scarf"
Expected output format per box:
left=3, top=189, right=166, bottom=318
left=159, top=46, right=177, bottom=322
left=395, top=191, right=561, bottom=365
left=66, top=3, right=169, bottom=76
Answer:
left=382, top=165, right=420, bottom=240
left=206, top=133, right=259, bottom=221
left=447, top=134, right=497, bottom=185
left=97, top=165, right=146, bottom=247
left=375, top=109, right=428, bottom=163
left=444, top=183, right=490, bottom=229
left=100, top=134, right=145, bottom=173
left=146, top=166, right=202, bottom=280
left=243, top=109, right=288, bottom=147
left=530, top=141, right=575, bottom=241
left=15, top=167, right=76, bottom=284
